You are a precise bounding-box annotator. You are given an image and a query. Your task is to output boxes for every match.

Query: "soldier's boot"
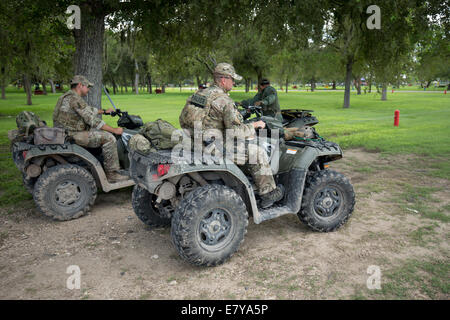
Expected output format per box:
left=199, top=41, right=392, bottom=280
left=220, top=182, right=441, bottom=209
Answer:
left=259, top=185, right=285, bottom=209
left=105, top=170, right=130, bottom=183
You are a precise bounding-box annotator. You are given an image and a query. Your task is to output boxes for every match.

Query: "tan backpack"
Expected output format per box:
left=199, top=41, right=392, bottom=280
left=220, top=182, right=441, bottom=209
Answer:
left=33, top=127, right=66, bottom=145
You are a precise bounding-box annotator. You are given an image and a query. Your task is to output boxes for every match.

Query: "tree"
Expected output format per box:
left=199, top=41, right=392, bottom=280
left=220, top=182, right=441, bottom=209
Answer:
left=270, top=39, right=301, bottom=93
left=0, top=1, right=74, bottom=105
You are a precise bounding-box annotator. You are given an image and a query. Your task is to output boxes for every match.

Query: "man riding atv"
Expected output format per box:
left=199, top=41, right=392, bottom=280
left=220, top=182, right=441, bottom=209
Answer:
left=53, top=75, right=129, bottom=183
left=179, top=63, right=284, bottom=208
left=237, top=78, right=283, bottom=122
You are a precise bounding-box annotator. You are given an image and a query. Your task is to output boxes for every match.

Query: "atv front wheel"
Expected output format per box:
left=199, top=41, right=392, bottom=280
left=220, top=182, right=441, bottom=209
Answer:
left=33, top=164, right=97, bottom=221
left=132, top=185, right=171, bottom=228
left=171, top=184, right=248, bottom=267
left=298, top=169, right=355, bottom=232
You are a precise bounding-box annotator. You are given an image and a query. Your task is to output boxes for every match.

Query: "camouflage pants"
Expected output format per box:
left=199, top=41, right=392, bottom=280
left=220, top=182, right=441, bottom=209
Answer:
left=238, top=142, right=276, bottom=195
left=71, top=130, right=120, bottom=172
left=205, top=140, right=276, bottom=195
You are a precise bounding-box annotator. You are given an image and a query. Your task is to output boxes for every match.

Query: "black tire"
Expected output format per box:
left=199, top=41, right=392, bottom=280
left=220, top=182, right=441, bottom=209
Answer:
left=298, top=169, right=355, bottom=232
left=171, top=184, right=248, bottom=267
left=132, top=185, right=171, bottom=228
left=33, top=164, right=97, bottom=221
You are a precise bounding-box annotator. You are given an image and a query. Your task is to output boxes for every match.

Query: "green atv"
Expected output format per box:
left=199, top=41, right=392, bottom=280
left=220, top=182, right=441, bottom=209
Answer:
left=129, top=107, right=355, bottom=267
left=10, top=109, right=143, bottom=221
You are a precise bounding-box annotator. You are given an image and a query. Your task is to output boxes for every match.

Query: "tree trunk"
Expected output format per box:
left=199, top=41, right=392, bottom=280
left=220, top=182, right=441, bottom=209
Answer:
left=332, top=80, right=336, bottom=90
left=256, top=70, right=262, bottom=89
left=381, top=84, right=387, bottom=100
left=134, top=59, right=139, bottom=95
left=49, top=79, right=56, bottom=93
left=343, top=59, right=353, bottom=108
left=125, top=83, right=128, bottom=92
left=1, top=66, right=6, bottom=99
left=73, top=4, right=105, bottom=110
left=23, top=74, right=32, bottom=105
left=147, top=74, right=152, bottom=94
left=112, top=79, right=117, bottom=94
left=42, top=81, right=47, bottom=95
left=162, top=84, right=166, bottom=93
left=310, top=78, right=315, bottom=92
left=245, top=78, right=250, bottom=93
left=355, top=77, right=361, bottom=95
left=285, top=78, right=288, bottom=93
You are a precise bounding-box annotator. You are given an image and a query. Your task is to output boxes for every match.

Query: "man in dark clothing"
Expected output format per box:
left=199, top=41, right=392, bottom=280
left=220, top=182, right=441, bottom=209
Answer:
left=238, top=79, right=282, bottom=122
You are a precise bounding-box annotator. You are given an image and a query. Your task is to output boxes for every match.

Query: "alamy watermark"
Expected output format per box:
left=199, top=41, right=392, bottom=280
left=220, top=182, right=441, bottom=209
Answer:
left=366, top=265, right=382, bottom=290
left=66, top=5, right=81, bottom=30
left=366, top=5, right=381, bottom=30
left=169, top=122, right=280, bottom=174
left=66, top=265, right=81, bottom=290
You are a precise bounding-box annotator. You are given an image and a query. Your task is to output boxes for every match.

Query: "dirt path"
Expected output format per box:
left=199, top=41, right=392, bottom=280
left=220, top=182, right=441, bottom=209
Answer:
left=0, top=149, right=448, bottom=299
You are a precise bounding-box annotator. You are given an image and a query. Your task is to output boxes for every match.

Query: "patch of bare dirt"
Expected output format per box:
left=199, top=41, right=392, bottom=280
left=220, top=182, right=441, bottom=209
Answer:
left=0, top=149, right=448, bottom=300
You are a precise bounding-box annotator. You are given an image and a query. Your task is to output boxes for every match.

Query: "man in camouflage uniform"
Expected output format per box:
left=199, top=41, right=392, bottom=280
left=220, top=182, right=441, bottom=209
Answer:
left=238, top=78, right=282, bottom=122
left=53, top=75, right=128, bottom=183
left=179, top=63, right=284, bottom=208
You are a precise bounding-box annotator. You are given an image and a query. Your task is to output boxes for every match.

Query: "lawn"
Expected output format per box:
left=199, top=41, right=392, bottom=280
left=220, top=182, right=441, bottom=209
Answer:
left=0, top=86, right=449, bottom=206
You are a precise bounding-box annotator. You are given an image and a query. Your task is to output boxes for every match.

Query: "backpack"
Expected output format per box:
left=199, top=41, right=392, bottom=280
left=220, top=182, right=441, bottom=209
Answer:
left=16, top=111, right=46, bottom=136
left=33, top=127, right=66, bottom=145
left=128, top=133, right=153, bottom=154
left=139, top=119, right=179, bottom=150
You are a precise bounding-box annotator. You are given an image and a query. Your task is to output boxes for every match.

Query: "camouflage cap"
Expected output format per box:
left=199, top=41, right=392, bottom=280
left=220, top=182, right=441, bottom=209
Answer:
left=214, top=63, right=242, bottom=81
left=71, top=75, right=94, bottom=88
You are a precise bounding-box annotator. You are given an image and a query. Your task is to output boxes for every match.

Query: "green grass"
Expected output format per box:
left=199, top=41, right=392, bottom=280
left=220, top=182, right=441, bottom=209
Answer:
left=393, top=184, right=450, bottom=223
left=366, top=258, right=450, bottom=299
left=1, top=87, right=449, bottom=207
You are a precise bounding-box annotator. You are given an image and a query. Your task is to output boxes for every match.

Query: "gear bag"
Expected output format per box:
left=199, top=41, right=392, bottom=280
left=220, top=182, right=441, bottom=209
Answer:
left=139, top=119, right=179, bottom=150
left=128, top=133, right=153, bottom=154
left=33, top=127, right=66, bottom=145
left=16, top=111, right=46, bottom=136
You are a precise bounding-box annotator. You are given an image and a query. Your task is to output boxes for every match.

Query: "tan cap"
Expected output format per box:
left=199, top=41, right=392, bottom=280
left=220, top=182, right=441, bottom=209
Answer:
left=214, top=63, right=242, bottom=81
left=71, top=75, right=94, bottom=88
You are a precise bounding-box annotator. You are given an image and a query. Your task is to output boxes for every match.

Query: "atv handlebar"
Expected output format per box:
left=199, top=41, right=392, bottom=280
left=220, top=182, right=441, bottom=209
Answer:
left=238, top=104, right=263, bottom=119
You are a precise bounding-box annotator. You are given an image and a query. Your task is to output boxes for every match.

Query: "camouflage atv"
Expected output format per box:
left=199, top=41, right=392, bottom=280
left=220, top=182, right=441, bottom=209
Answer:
left=129, top=108, right=355, bottom=267
left=10, top=109, right=142, bottom=221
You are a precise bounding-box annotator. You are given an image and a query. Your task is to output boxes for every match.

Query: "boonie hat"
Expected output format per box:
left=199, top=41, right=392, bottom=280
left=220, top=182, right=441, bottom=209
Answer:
left=214, top=63, right=242, bottom=81
left=71, top=75, right=94, bottom=88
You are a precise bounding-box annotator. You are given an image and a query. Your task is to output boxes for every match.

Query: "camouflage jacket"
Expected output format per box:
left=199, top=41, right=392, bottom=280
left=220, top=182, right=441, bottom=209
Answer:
left=53, top=90, right=105, bottom=135
left=241, top=85, right=282, bottom=122
left=179, top=85, right=255, bottom=139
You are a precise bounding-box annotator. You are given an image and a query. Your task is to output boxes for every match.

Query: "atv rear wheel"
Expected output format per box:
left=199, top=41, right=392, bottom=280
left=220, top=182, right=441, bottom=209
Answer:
left=298, top=169, right=355, bottom=232
left=132, top=185, right=171, bottom=228
left=171, top=184, right=248, bottom=267
left=33, top=164, right=97, bottom=221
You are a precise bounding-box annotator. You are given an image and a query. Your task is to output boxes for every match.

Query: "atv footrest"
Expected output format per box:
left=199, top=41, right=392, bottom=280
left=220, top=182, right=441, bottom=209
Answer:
left=256, top=205, right=295, bottom=224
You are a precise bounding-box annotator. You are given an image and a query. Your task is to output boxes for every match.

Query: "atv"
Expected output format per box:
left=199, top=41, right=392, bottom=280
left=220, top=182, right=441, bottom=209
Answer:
left=129, top=107, right=355, bottom=267
left=10, top=108, right=143, bottom=221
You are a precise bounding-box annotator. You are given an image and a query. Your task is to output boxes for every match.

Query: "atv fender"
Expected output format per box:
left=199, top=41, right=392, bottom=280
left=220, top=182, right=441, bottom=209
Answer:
left=291, top=142, right=343, bottom=169
left=23, top=143, right=134, bottom=192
